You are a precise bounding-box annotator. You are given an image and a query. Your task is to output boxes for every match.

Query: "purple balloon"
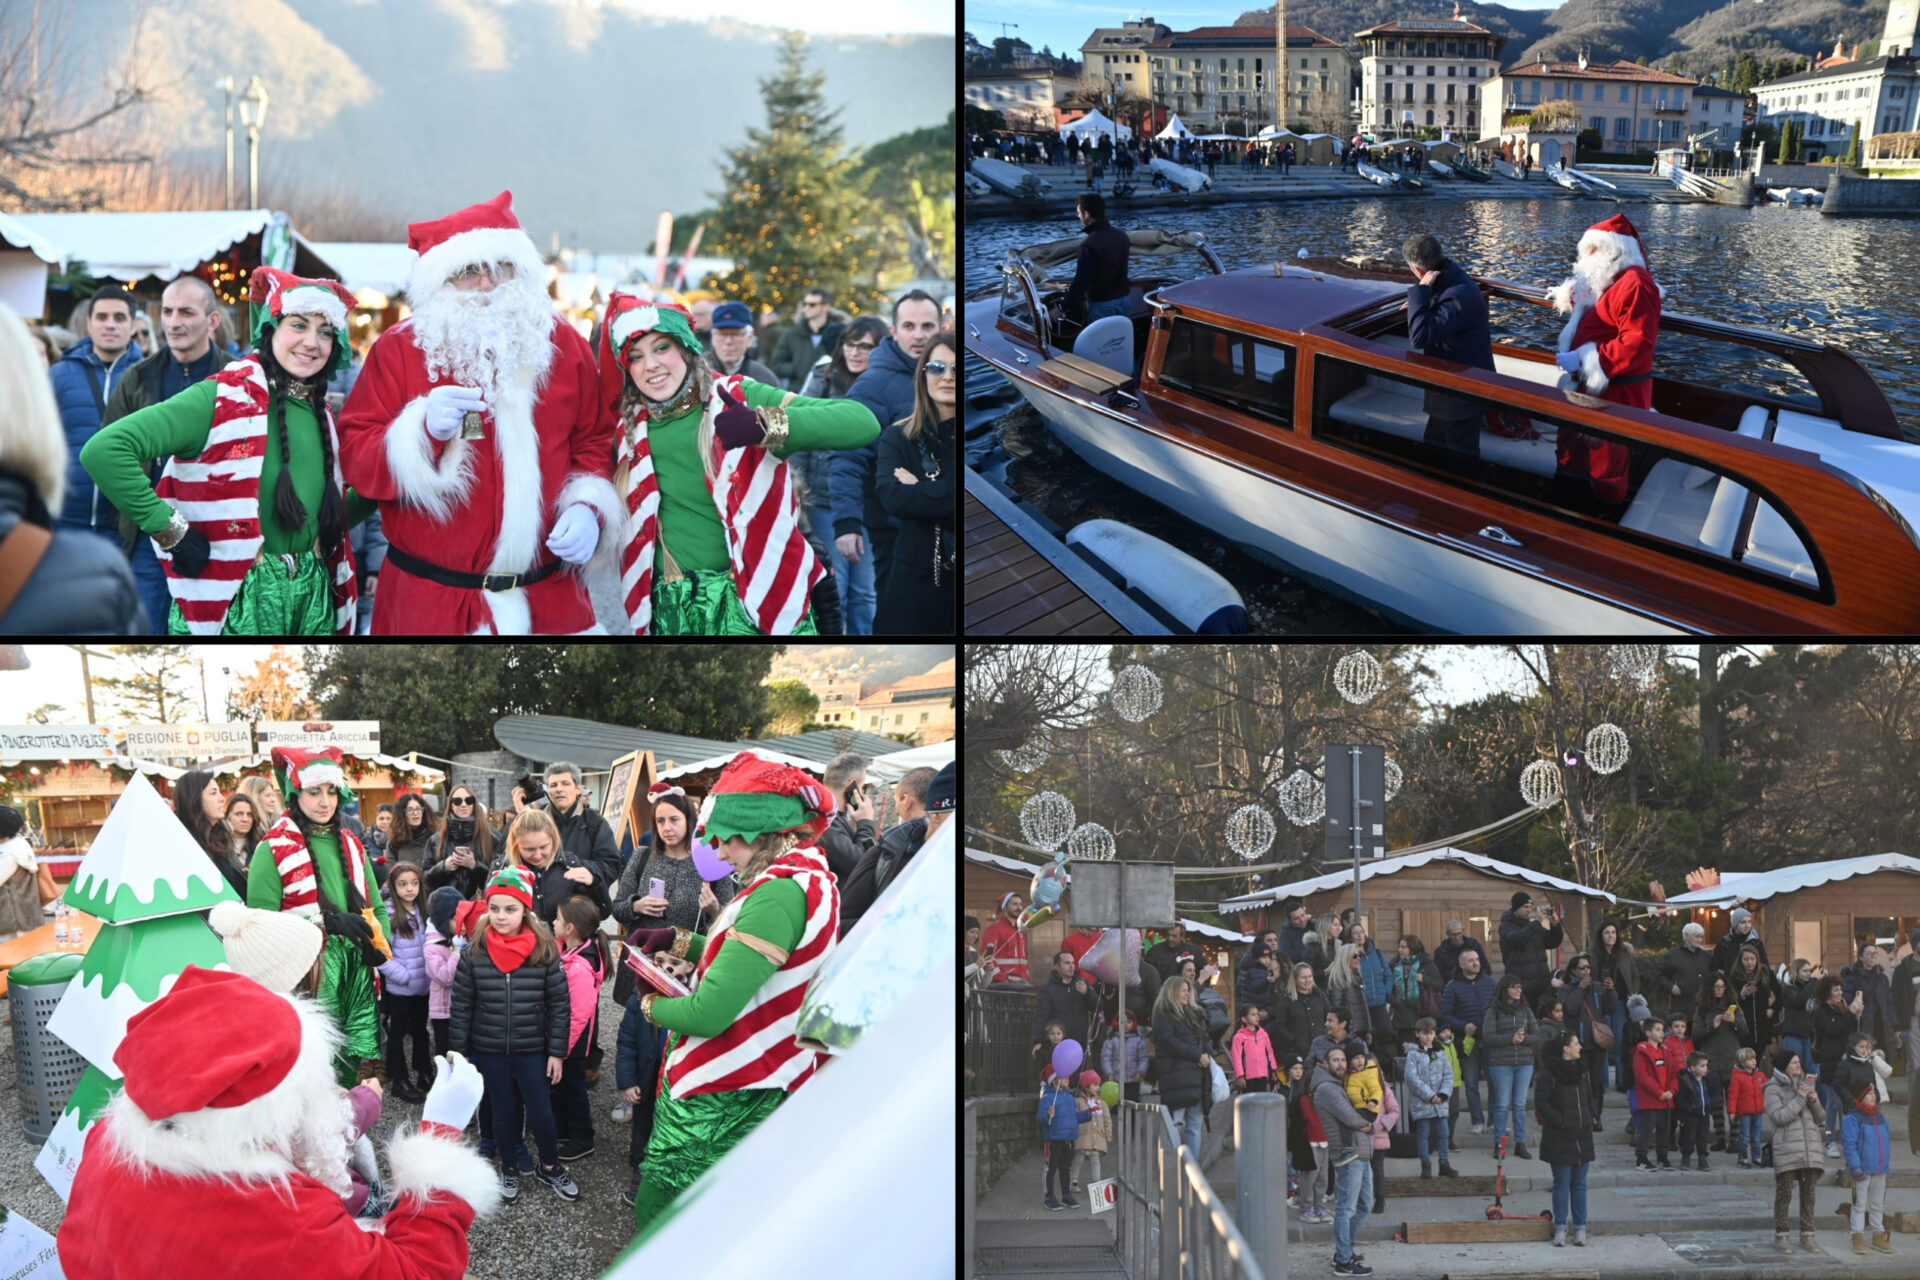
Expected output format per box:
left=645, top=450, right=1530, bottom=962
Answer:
left=1051, top=1039, right=1084, bottom=1079
left=692, top=841, right=732, bottom=882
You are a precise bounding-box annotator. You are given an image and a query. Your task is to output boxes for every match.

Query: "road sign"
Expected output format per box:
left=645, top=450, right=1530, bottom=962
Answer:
left=1088, top=1178, right=1117, bottom=1214
left=1324, top=744, right=1387, bottom=860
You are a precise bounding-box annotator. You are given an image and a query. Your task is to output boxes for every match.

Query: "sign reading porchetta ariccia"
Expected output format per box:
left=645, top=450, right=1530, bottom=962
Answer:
left=255, top=721, right=382, bottom=753
left=0, top=725, right=116, bottom=759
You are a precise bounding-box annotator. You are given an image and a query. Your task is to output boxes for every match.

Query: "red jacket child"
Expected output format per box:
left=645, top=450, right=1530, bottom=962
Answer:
left=1635, top=1037, right=1679, bottom=1110
left=1728, top=1065, right=1768, bottom=1117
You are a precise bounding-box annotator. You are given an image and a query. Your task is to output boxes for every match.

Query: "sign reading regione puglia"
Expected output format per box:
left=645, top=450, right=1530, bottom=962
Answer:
left=256, top=720, right=382, bottom=754
left=125, top=722, right=253, bottom=759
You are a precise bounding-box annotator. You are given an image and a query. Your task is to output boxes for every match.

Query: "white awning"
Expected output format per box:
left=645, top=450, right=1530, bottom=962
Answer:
left=656, top=749, right=824, bottom=784
left=870, top=741, right=953, bottom=777
left=1156, top=112, right=1197, bottom=139
left=307, top=242, right=416, bottom=299
left=1218, top=845, right=1616, bottom=913
left=200, top=751, right=444, bottom=779
left=0, top=210, right=336, bottom=283
left=1659, top=853, right=1920, bottom=907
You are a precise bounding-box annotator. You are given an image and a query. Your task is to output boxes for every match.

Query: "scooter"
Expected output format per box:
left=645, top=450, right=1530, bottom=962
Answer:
left=1484, top=1134, right=1552, bottom=1220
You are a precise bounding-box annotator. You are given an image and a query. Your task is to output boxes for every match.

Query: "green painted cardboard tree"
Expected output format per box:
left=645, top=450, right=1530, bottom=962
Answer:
left=34, top=772, right=238, bottom=1201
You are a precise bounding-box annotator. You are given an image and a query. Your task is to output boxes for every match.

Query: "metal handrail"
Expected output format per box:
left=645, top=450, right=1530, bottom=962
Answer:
left=1114, top=1101, right=1266, bottom=1280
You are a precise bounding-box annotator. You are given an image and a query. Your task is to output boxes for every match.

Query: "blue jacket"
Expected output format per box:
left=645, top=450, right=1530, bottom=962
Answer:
left=1675, top=1068, right=1722, bottom=1115
left=616, top=993, right=668, bottom=1095
left=1405, top=258, right=1493, bottom=422
left=1036, top=1079, right=1091, bottom=1141
left=1843, top=1108, right=1893, bottom=1177
left=377, top=900, right=430, bottom=996
left=1355, top=941, right=1392, bottom=1008
left=828, top=336, right=918, bottom=543
left=0, top=469, right=145, bottom=634
left=49, top=336, right=143, bottom=535
left=1441, top=972, right=1496, bottom=1039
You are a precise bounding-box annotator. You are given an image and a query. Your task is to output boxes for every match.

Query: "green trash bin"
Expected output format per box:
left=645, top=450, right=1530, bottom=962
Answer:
left=10, top=951, right=87, bottom=1143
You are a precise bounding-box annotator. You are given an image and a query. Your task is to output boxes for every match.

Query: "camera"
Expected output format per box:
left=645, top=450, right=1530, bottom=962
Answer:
left=513, top=772, right=545, bottom=806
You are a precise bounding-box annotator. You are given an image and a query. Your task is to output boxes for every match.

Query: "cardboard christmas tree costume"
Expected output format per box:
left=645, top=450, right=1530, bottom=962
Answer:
left=35, top=772, right=239, bottom=1203
left=244, top=747, right=391, bottom=1086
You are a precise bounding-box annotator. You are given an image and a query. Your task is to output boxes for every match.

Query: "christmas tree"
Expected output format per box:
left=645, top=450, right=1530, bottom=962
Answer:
left=706, top=30, right=885, bottom=317
left=36, top=772, right=237, bottom=1201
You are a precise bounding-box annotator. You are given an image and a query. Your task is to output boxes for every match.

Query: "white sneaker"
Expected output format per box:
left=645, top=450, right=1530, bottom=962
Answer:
left=1471, top=1124, right=1485, bottom=1136
left=611, top=1101, right=633, bottom=1124
left=1825, top=1142, right=1841, bottom=1159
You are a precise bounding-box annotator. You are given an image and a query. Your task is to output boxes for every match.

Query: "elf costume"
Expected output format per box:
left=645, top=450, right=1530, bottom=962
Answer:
left=595, top=291, right=880, bottom=635
left=245, top=746, right=392, bottom=1086
left=629, top=752, right=842, bottom=1233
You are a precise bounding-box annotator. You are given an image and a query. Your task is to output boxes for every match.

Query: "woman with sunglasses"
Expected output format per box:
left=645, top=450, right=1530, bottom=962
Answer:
left=872, top=328, right=955, bottom=635
left=795, top=316, right=890, bottom=635
left=425, top=787, right=498, bottom=899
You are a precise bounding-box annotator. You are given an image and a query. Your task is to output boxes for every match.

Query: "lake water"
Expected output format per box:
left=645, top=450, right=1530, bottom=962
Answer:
left=965, top=196, right=1920, bottom=634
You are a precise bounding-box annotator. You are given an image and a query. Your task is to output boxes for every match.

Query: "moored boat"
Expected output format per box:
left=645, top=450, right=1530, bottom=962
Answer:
left=1427, top=160, right=1456, bottom=179
left=969, top=156, right=1051, bottom=199
left=1450, top=158, right=1494, bottom=182
left=1357, top=161, right=1403, bottom=188
left=1148, top=157, right=1212, bottom=193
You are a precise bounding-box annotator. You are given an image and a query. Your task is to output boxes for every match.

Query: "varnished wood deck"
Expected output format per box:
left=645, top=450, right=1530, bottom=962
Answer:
left=964, top=468, right=1171, bottom=635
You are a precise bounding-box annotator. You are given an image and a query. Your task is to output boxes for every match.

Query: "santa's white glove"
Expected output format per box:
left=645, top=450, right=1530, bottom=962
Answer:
left=544, top=503, right=599, bottom=564
left=424, top=385, right=487, bottom=442
left=1555, top=350, right=1584, bottom=374
left=420, top=1051, right=486, bottom=1132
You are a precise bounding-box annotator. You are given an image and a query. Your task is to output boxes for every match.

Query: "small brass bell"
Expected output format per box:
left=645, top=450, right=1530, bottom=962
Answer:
left=460, top=410, right=486, bottom=440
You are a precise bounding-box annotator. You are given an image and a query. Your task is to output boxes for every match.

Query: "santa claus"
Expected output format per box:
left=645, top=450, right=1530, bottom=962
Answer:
left=58, top=966, right=498, bottom=1280
left=339, top=191, right=621, bottom=634
left=979, top=891, right=1031, bottom=984
left=1546, top=213, right=1664, bottom=506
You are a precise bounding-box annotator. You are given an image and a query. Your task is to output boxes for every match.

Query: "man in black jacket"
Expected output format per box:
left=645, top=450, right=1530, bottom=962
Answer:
left=1064, top=193, right=1131, bottom=325
left=1499, top=890, right=1565, bottom=1008
left=536, top=762, right=622, bottom=894
left=1144, top=921, right=1201, bottom=982
left=817, top=752, right=878, bottom=885
left=1404, top=233, right=1495, bottom=480
left=1433, top=918, right=1491, bottom=985
left=839, top=763, right=942, bottom=937
left=1276, top=900, right=1313, bottom=966
left=1034, top=949, right=1100, bottom=1057
left=1712, top=907, right=1768, bottom=977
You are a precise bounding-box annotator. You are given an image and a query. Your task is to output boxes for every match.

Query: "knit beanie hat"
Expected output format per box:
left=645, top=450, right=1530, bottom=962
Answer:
left=926, top=762, right=955, bottom=813
left=1078, top=1070, right=1101, bottom=1090
left=1627, top=993, right=1651, bottom=1022
left=1511, top=890, right=1533, bottom=910
left=1774, top=1047, right=1801, bottom=1072
left=208, top=900, right=325, bottom=995
left=428, top=884, right=463, bottom=938
left=697, top=751, right=835, bottom=846
left=1731, top=907, right=1752, bottom=928
left=485, top=865, right=536, bottom=912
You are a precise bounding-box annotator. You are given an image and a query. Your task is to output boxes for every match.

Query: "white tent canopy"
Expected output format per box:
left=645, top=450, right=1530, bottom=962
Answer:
left=1060, top=109, right=1131, bottom=141
left=1156, top=113, right=1196, bottom=140
left=870, top=741, right=953, bottom=777
left=1254, top=126, right=1305, bottom=141
left=0, top=210, right=336, bottom=284
left=308, top=242, right=416, bottom=300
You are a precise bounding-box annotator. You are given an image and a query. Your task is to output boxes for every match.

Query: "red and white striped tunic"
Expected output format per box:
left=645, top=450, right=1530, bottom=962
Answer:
left=616, top=373, right=824, bottom=635
left=266, top=814, right=370, bottom=921
left=662, top=845, right=839, bottom=1098
left=152, top=356, right=356, bottom=635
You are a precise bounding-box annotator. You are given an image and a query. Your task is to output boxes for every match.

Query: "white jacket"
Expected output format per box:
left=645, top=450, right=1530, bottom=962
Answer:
left=0, top=835, right=36, bottom=887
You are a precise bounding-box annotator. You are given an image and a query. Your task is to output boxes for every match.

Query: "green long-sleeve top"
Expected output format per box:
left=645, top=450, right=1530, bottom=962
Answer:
left=651, top=379, right=879, bottom=574
left=79, top=379, right=376, bottom=553
left=647, top=878, right=807, bottom=1041
left=247, top=828, right=392, bottom=937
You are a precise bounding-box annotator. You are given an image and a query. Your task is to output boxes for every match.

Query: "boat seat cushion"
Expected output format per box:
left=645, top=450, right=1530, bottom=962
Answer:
left=1326, top=381, right=1558, bottom=478
left=1621, top=458, right=1723, bottom=546
left=1741, top=501, right=1819, bottom=585
left=1074, top=315, right=1135, bottom=377
left=1682, top=403, right=1773, bottom=490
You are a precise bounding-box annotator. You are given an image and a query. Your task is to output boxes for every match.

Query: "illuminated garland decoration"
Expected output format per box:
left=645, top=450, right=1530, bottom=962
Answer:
left=1585, top=723, right=1630, bottom=776
left=1020, top=791, right=1076, bottom=852
left=1277, top=769, right=1325, bottom=827
left=1520, top=758, right=1563, bottom=809
left=1333, top=650, right=1384, bottom=704
left=1068, top=822, right=1116, bottom=861
left=1384, top=756, right=1403, bottom=802
left=997, top=724, right=1052, bottom=774
left=1111, top=664, right=1163, bottom=723
left=1226, top=805, right=1277, bottom=860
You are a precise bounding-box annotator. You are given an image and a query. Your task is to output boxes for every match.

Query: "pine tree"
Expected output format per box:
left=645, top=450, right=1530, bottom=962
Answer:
left=1842, top=121, right=1861, bottom=167
left=705, top=30, right=886, bottom=319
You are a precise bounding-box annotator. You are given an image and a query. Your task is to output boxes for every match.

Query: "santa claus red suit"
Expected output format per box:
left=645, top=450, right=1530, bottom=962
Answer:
left=58, top=966, right=499, bottom=1280
left=980, top=893, right=1031, bottom=984
left=1548, top=213, right=1663, bottom=505
left=339, top=191, right=621, bottom=634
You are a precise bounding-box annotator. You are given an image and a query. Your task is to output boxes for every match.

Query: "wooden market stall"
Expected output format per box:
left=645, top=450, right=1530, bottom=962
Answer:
left=1219, top=846, right=1618, bottom=973
left=8, top=759, right=182, bottom=882
left=203, top=751, right=446, bottom=820
left=1657, top=853, right=1920, bottom=974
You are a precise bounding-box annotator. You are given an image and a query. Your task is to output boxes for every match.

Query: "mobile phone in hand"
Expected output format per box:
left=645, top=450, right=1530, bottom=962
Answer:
left=650, top=877, right=667, bottom=901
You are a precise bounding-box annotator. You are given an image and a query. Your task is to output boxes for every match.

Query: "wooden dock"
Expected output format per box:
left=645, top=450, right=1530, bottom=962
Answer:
left=964, top=467, right=1171, bottom=635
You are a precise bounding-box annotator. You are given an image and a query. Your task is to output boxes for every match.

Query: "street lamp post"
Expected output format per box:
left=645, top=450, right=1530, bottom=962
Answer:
left=239, top=77, right=270, bottom=209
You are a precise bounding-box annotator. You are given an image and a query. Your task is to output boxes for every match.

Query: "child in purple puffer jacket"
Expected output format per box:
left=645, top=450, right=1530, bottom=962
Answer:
left=377, top=862, right=433, bottom=1103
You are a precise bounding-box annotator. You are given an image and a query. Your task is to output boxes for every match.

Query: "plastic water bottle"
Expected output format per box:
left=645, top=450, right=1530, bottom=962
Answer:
left=53, top=905, right=69, bottom=950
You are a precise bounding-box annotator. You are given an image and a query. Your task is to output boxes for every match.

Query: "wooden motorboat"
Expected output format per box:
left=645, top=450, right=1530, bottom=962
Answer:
left=964, top=242, right=1920, bottom=635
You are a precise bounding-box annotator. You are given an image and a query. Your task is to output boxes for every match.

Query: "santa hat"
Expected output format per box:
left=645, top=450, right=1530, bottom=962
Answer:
left=485, top=865, right=536, bottom=912
left=595, top=290, right=704, bottom=410
left=272, top=745, right=354, bottom=804
left=998, top=891, right=1020, bottom=916
left=247, top=267, right=357, bottom=375
left=648, top=781, right=688, bottom=802
left=1578, top=213, right=1648, bottom=275
left=115, top=967, right=304, bottom=1119
left=405, top=190, right=546, bottom=304
left=697, top=750, right=835, bottom=846
left=209, top=901, right=325, bottom=994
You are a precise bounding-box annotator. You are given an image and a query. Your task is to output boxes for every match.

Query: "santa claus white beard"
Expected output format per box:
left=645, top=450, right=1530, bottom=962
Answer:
left=284, top=1088, right=358, bottom=1198
left=1574, top=247, right=1629, bottom=302
left=411, top=275, right=554, bottom=398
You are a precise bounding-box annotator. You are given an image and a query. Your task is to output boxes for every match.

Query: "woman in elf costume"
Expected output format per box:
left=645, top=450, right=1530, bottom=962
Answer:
left=594, top=292, right=879, bottom=635
left=626, top=752, right=842, bottom=1230
left=79, top=267, right=374, bottom=634
left=246, top=746, right=393, bottom=1086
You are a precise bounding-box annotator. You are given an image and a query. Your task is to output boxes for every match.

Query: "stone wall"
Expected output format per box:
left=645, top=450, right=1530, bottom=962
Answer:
left=1759, top=162, right=1849, bottom=185
left=448, top=750, right=528, bottom=814
left=1822, top=172, right=1920, bottom=215
left=973, top=1097, right=1039, bottom=1197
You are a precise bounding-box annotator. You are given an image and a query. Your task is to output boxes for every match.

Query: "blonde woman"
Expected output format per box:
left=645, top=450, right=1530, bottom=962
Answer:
left=1328, top=942, right=1374, bottom=1039
left=0, top=301, right=143, bottom=632
left=506, top=805, right=609, bottom=925
left=238, top=773, right=285, bottom=830
left=1152, top=974, right=1215, bottom=1157
left=1278, top=960, right=1333, bottom=1065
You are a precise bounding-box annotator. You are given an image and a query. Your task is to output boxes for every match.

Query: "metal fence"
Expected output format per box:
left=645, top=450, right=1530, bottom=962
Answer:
left=1114, top=1101, right=1266, bottom=1280
left=964, top=982, right=1036, bottom=1098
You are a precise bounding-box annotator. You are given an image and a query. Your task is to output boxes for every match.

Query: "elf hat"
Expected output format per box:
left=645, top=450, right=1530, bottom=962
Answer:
left=595, top=290, right=704, bottom=410
left=272, top=745, right=355, bottom=805
left=485, top=865, right=536, bottom=912
left=209, top=900, right=325, bottom=994
left=696, top=750, right=835, bottom=846
left=248, top=267, right=357, bottom=376
left=114, top=966, right=306, bottom=1119
left=405, top=190, right=546, bottom=304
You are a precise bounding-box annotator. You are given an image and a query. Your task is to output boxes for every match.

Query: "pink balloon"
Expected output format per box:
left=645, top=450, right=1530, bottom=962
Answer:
left=691, top=841, right=732, bottom=881
left=1077, top=929, right=1142, bottom=987
left=1051, top=1039, right=1084, bottom=1079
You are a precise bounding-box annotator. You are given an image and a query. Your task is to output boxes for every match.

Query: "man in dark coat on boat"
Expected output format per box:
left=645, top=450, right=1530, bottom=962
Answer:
left=1066, top=193, right=1132, bottom=326
left=1548, top=213, right=1663, bottom=509
left=1403, top=233, right=1495, bottom=479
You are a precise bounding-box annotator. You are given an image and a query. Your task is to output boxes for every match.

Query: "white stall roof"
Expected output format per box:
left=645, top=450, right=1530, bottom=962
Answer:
left=307, top=242, right=416, bottom=298
left=1659, top=854, right=1920, bottom=907
left=0, top=210, right=336, bottom=283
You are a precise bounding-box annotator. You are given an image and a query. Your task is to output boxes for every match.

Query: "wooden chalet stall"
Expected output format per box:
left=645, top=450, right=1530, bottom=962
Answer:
left=1219, top=846, right=1617, bottom=975
left=1658, top=854, right=1920, bottom=975
left=10, top=759, right=183, bottom=881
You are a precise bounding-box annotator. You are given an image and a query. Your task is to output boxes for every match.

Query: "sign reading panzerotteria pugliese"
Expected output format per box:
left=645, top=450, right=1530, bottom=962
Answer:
left=124, top=723, right=253, bottom=759
left=0, top=725, right=117, bottom=760
left=255, top=720, right=381, bottom=754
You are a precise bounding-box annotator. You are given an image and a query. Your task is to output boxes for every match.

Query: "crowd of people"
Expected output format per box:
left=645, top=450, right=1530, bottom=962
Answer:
left=0, top=191, right=954, bottom=635
left=70, top=742, right=955, bottom=1278
left=963, top=888, right=1920, bottom=1272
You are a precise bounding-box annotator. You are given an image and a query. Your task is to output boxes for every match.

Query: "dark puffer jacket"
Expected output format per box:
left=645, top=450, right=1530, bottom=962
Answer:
left=1497, top=907, right=1565, bottom=1007
left=449, top=934, right=570, bottom=1058
left=0, top=469, right=145, bottom=634
left=1534, top=1048, right=1597, bottom=1166
left=523, top=854, right=613, bottom=928
left=1152, top=1004, right=1215, bottom=1111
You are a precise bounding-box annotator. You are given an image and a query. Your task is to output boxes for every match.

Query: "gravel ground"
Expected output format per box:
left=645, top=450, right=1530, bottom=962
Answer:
left=0, top=976, right=645, bottom=1280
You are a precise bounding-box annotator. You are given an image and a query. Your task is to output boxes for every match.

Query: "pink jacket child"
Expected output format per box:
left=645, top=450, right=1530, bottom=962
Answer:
left=558, top=937, right=606, bottom=1057
left=1369, top=1071, right=1402, bottom=1151
left=1231, top=1024, right=1279, bottom=1086
left=422, top=920, right=462, bottom=1022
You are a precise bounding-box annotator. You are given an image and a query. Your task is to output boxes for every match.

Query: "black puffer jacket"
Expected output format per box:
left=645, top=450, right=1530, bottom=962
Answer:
left=523, top=854, right=613, bottom=927
left=1153, top=1004, right=1215, bottom=1111
left=449, top=935, right=570, bottom=1058
left=817, top=809, right=877, bottom=886
left=1497, top=907, right=1565, bottom=1006
left=1535, top=1049, right=1597, bottom=1166
left=541, top=797, right=623, bottom=891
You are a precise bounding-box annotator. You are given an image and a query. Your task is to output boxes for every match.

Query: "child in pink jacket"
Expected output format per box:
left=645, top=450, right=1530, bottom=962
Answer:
left=423, top=886, right=466, bottom=1056
left=1231, top=1005, right=1279, bottom=1092
left=551, top=895, right=608, bottom=1160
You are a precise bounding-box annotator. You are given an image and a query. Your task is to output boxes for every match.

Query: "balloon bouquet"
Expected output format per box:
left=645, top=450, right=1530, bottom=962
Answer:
left=1020, top=858, right=1069, bottom=930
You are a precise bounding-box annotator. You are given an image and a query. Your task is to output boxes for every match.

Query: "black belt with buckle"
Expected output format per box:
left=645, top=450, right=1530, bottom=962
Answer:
left=384, top=545, right=565, bottom=594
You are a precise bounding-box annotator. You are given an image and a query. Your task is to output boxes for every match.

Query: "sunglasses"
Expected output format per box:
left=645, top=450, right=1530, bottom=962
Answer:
left=844, top=341, right=878, bottom=353
left=924, top=360, right=952, bottom=376
left=451, top=796, right=475, bottom=807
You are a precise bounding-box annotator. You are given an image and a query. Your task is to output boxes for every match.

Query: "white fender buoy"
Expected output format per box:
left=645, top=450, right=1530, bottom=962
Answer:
left=1065, top=520, right=1248, bottom=634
